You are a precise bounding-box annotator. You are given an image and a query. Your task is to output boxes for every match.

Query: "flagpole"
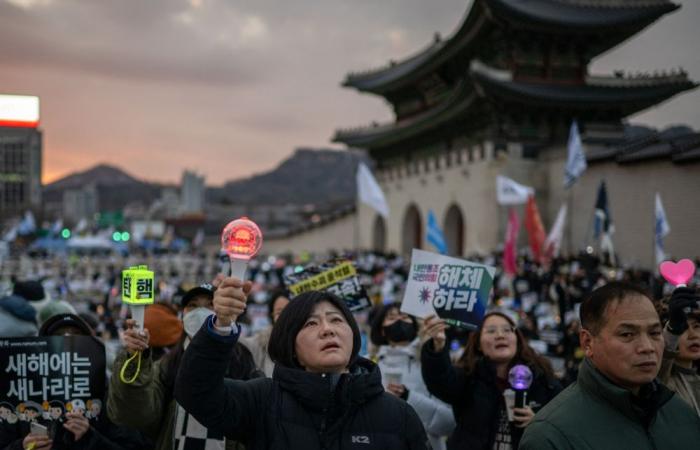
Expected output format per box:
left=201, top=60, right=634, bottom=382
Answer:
left=565, top=188, right=573, bottom=256
left=652, top=195, right=657, bottom=282
left=563, top=119, right=586, bottom=257
left=354, top=165, right=360, bottom=253
left=354, top=202, right=360, bottom=251
left=583, top=184, right=598, bottom=255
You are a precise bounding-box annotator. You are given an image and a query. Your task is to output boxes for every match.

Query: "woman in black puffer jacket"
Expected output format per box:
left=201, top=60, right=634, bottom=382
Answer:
left=175, top=281, right=428, bottom=450
left=421, top=312, right=561, bottom=450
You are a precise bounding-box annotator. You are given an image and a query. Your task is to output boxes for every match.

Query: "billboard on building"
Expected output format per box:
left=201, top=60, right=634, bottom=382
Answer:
left=0, top=95, right=40, bottom=128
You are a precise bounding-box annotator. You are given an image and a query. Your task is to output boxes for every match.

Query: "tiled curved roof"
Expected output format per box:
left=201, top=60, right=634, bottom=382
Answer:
left=587, top=127, right=700, bottom=164
left=487, top=0, right=678, bottom=31
left=332, top=81, right=478, bottom=148
left=335, top=61, right=697, bottom=151
left=343, top=0, right=678, bottom=94
left=470, top=61, right=696, bottom=114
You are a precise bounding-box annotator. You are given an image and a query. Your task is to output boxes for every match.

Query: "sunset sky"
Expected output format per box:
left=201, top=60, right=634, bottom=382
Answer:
left=1, top=0, right=698, bottom=186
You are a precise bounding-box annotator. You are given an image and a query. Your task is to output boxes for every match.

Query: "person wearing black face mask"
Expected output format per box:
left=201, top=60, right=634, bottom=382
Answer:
left=370, top=303, right=456, bottom=450
left=383, top=319, right=418, bottom=343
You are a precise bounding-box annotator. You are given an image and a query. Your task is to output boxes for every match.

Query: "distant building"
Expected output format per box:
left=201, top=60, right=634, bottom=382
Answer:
left=329, top=0, right=699, bottom=267
left=160, top=188, right=181, bottom=218
left=180, top=170, right=205, bottom=215
left=0, top=95, right=42, bottom=223
left=62, top=184, right=98, bottom=223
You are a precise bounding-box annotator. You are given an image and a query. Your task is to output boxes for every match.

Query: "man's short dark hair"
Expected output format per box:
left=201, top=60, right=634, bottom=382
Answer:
left=580, top=281, right=653, bottom=335
left=268, top=291, right=361, bottom=370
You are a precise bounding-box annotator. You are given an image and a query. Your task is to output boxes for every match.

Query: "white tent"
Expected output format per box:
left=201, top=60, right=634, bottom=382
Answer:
left=67, top=235, right=114, bottom=250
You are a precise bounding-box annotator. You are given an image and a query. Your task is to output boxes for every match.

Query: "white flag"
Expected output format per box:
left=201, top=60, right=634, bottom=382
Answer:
left=564, top=120, right=587, bottom=188
left=654, top=192, right=670, bottom=265
left=496, top=175, right=534, bottom=205
left=193, top=228, right=205, bottom=248
left=75, top=218, right=88, bottom=233
left=356, top=162, right=389, bottom=219
left=17, top=211, right=36, bottom=235
left=543, top=204, right=567, bottom=259
left=2, top=224, right=18, bottom=242
left=50, top=219, right=63, bottom=236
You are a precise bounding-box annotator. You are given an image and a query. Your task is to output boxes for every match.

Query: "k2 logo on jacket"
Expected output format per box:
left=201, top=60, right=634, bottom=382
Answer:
left=351, top=435, right=370, bottom=444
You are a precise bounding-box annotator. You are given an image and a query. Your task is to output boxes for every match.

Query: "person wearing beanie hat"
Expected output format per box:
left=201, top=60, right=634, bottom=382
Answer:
left=12, top=280, right=45, bottom=302
left=37, top=300, right=78, bottom=327
left=12, top=279, right=51, bottom=324
left=143, top=303, right=183, bottom=359
left=109, top=279, right=259, bottom=450
left=39, top=313, right=94, bottom=337
left=0, top=294, right=37, bottom=337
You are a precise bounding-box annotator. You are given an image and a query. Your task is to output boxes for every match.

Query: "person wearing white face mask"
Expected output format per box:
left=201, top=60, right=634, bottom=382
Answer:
left=108, top=283, right=260, bottom=450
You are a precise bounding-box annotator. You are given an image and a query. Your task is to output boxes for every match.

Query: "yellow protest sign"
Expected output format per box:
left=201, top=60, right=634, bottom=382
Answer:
left=288, top=261, right=356, bottom=296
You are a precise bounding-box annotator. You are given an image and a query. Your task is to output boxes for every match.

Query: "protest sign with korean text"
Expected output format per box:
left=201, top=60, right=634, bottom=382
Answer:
left=0, top=336, right=105, bottom=425
left=121, top=265, right=155, bottom=305
left=401, top=249, right=496, bottom=330
left=284, top=260, right=371, bottom=311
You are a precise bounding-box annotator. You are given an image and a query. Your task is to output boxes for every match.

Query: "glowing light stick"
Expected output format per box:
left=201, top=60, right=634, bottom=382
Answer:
left=508, top=364, right=533, bottom=409
left=121, top=265, right=155, bottom=332
left=659, top=259, right=697, bottom=313
left=221, top=217, right=263, bottom=280
left=659, top=259, right=696, bottom=288
left=119, top=265, right=154, bottom=384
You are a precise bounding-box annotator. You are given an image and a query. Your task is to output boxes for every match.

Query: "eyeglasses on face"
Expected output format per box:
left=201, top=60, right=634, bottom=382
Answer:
left=482, top=325, right=515, bottom=336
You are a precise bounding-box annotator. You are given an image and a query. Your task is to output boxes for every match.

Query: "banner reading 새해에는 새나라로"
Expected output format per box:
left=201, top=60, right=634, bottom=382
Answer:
left=0, top=336, right=106, bottom=426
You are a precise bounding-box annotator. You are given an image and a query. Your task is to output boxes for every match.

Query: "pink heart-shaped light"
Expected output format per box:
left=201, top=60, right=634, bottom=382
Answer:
left=659, top=259, right=696, bottom=286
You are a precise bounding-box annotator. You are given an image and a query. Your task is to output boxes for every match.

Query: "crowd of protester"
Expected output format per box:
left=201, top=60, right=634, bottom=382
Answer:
left=0, top=248, right=698, bottom=449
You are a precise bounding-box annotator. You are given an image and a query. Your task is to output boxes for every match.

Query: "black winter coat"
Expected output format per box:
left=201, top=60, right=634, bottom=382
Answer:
left=175, top=325, right=429, bottom=450
left=421, top=340, right=561, bottom=450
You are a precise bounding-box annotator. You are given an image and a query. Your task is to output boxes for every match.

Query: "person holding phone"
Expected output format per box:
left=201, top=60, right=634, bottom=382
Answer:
left=0, top=313, right=150, bottom=450
left=22, top=422, right=51, bottom=450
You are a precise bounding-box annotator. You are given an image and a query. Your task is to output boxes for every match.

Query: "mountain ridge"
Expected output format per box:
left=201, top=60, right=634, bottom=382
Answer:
left=44, top=148, right=365, bottom=211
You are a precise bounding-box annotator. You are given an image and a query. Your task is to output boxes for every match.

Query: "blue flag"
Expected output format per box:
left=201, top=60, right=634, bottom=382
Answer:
left=427, top=210, right=447, bottom=255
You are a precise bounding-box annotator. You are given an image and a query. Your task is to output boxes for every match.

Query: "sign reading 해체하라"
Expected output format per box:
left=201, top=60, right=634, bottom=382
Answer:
left=401, top=249, right=496, bottom=330
left=284, top=260, right=371, bottom=312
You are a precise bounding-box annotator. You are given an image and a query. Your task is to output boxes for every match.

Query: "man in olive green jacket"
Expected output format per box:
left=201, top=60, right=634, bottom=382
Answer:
left=520, top=282, right=700, bottom=450
left=108, top=315, right=253, bottom=450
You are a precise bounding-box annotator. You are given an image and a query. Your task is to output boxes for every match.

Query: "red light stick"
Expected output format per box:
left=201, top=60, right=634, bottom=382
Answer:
left=221, top=217, right=263, bottom=280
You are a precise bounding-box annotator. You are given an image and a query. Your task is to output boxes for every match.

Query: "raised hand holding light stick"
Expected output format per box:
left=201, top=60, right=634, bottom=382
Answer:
left=216, top=217, right=263, bottom=326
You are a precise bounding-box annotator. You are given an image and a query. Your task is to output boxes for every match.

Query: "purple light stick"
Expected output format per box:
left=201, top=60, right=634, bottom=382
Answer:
left=508, top=364, right=533, bottom=390
left=508, top=364, right=533, bottom=409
